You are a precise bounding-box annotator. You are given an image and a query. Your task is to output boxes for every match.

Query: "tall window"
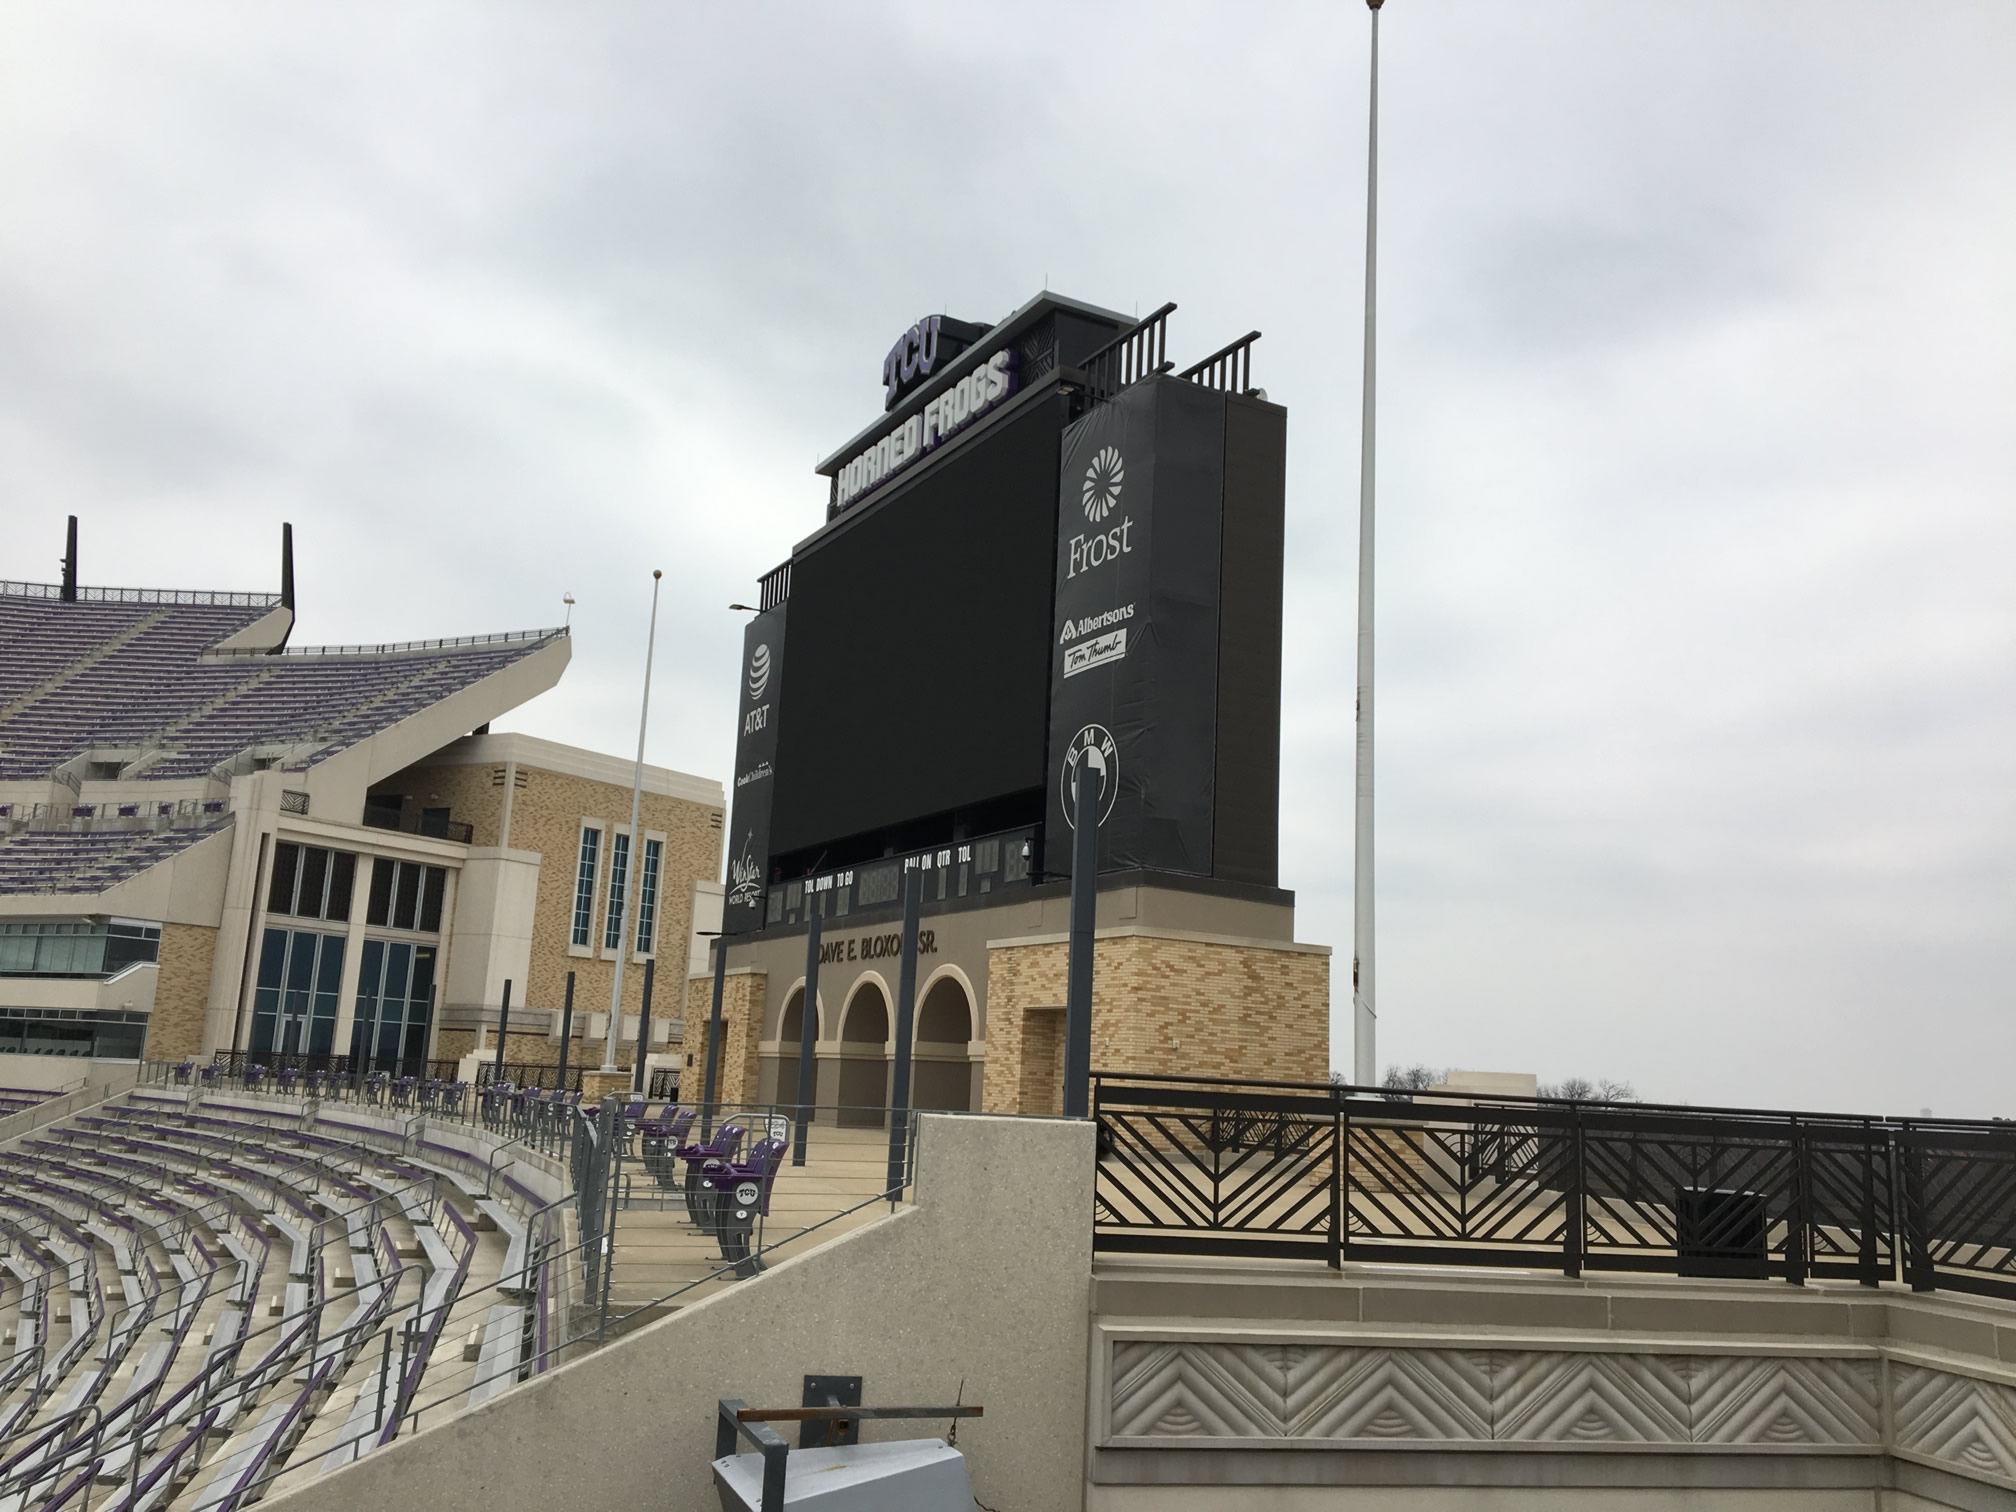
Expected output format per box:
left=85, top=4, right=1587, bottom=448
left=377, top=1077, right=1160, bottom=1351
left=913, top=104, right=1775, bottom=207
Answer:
left=571, top=826, right=602, bottom=948
left=250, top=927, right=345, bottom=1057
left=266, top=842, right=356, bottom=922
left=603, top=831, right=631, bottom=952
left=364, top=859, right=446, bottom=932
left=351, top=938, right=437, bottom=1072
left=635, top=837, right=663, bottom=954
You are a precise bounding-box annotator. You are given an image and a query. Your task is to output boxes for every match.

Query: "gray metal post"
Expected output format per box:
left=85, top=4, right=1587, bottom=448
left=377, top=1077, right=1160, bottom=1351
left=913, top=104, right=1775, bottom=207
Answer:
left=792, top=903, right=821, bottom=1166
left=1352, top=0, right=1382, bottom=1085
left=1063, top=767, right=1098, bottom=1118
left=632, top=957, right=655, bottom=1094
left=701, top=937, right=727, bottom=1138
left=555, top=972, right=575, bottom=1093
left=886, top=865, right=921, bottom=1194
left=492, top=978, right=512, bottom=1084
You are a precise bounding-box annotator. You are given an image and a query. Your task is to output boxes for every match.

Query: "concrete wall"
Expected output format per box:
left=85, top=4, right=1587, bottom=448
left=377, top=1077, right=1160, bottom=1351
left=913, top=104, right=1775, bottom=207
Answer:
left=262, top=1112, right=1096, bottom=1512
left=1088, top=1263, right=2016, bottom=1511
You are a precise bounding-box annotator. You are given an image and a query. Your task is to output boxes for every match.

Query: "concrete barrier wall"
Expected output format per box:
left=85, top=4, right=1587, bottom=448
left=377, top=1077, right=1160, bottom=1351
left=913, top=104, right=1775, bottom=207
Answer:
left=263, top=1112, right=1096, bottom=1512
left=1089, top=1265, right=2016, bottom=1512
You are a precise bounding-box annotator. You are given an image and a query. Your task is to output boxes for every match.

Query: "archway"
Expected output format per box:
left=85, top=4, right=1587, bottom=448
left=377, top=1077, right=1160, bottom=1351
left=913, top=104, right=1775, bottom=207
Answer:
left=836, top=978, right=892, bottom=1127
left=768, top=985, right=817, bottom=1113
left=912, top=974, right=976, bottom=1112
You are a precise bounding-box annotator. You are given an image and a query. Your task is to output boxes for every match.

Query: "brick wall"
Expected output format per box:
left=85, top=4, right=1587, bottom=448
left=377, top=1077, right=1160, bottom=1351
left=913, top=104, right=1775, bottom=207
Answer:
left=145, top=922, right=217, bottom=1061
left=377, top=762, right=508, bottom=846
left=982, top=932, right=1329, bottom=1114
left=684, top=969, right=766, bottom=1104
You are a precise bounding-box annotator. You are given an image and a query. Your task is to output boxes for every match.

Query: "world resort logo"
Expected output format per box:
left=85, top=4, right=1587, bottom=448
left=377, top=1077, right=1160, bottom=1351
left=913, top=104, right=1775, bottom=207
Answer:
left=727, top=832, right=763, bottom=907
left=747, top=643, right=771, bottom=701
left=1082, top=445, right=1124, bottom=523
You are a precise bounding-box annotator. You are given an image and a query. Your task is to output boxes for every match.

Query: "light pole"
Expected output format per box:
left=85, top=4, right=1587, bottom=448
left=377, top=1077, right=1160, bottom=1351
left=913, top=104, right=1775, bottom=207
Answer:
left=1352, top=0, right=1383, bottom=1088
left=602, top=569, right=663, bottom=1073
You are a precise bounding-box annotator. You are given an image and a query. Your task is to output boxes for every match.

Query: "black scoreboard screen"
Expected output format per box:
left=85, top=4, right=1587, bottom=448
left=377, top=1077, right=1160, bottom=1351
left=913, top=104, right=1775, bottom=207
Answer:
left=767, top=394, right=1065, bottom=860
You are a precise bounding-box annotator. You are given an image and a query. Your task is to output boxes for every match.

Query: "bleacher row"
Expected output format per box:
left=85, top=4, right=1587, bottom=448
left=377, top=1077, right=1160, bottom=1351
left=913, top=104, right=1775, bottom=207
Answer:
left=0, top=587, right=558, bottom=783
left=0, top=1092, right=55, bottom=1123
left=0, top=823, right=227, bottom=898
left=0, top=1089, right=552, bottom=1511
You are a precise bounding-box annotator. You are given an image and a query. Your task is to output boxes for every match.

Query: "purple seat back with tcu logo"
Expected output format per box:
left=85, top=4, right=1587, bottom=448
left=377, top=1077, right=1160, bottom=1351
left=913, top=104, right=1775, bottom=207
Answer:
left=715, top=1137, right=789, bottom=1218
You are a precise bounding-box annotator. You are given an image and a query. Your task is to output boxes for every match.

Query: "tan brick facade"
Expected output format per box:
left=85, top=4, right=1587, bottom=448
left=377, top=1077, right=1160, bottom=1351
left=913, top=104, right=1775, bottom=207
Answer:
left=684, top=969, right=766, bottom=1105
left=145, top=922, right=217, bottom=1061
left=509, top=768, right=721, bottom=1020
left=981, top=932, right=1329, bottom=1114
left=374, top=761, right=510, bottom=847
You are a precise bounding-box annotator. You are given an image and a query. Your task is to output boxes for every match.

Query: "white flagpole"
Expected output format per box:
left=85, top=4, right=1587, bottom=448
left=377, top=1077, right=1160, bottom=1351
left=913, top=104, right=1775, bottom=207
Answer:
left=1352, top=0, right=1382, bottom=1087
left=603, top=569, right=662, bottom=1073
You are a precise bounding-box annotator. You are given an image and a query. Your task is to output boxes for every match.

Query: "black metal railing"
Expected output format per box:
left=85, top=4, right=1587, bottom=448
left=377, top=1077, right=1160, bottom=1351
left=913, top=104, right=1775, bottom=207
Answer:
left=758, top=561, right=791, bottom=612
left=0, top=580, right=281, bottom=607
left=1091, top=1072, right=2014, bottom=1299
left=201, top=625, right=567, bottom=660
left=1177, top=330, right=1261, bottom=394
left=1080, top=302, right=1176, bottom=405
left=473, top=1061, right=584, bottom=1093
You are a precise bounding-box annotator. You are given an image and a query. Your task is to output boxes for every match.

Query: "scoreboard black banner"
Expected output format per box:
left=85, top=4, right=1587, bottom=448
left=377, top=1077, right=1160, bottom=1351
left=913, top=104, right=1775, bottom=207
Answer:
left=1044, top=376, right=1230, bottom=881
left=723, top=602, right=786, bottom=935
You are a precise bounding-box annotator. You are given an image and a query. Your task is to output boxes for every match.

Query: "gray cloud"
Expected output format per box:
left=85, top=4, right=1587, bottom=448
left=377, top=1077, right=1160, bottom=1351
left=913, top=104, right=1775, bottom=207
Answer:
left=2, top=0, right=2011, bottom=1115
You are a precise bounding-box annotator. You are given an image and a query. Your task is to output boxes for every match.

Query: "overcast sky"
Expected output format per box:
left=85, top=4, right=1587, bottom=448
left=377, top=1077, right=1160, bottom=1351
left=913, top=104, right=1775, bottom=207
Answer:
left=3, top=2, right=2011, bottom=1116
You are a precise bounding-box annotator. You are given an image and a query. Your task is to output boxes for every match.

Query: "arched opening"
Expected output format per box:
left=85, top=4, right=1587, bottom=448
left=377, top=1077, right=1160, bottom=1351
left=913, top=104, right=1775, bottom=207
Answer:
left=912, top=975, right=976, bottom=1112
left=837, top=979, right=892, bottom=1127
left=767, top=985, right=813, bottom=1112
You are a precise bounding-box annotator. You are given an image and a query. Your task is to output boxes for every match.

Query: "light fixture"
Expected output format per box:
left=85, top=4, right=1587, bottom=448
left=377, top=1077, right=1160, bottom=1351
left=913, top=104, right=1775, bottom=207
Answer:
left=728, top=602, right=759, bottom=613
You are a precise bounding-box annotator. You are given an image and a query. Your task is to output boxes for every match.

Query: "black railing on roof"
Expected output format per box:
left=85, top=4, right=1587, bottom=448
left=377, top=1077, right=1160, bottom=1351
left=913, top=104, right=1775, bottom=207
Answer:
left=0, top=580, right=281, bottom=607
left=1178, top=330, right=1262, bottom=394
left=758, top=561, right=791, bottom=613
left=1090, top=1071, right=2016, bottom=1301
left=201, top=625, right=567, bottom=660
left=1079, top=302, right=1176, bottom=405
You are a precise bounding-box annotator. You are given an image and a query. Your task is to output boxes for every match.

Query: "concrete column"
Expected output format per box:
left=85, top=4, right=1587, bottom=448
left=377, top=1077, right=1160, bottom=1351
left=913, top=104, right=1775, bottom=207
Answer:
left=426, top=865, right=459, bottom=1064
left=229, top=827, right=277, bottom=1054
left=331, top=853, right=373, bottom=1061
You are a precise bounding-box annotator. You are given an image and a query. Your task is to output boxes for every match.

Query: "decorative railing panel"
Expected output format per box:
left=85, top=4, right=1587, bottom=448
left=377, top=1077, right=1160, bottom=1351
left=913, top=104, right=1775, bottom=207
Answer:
left=1092, top=1074, right=2004, bottom=1298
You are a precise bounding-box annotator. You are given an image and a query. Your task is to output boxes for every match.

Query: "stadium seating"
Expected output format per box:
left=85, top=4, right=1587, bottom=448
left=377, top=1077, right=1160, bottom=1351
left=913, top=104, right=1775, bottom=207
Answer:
left=0, top=586, right=560, bottom=784
left=0, top=1086, right=554, bottom=1509
left=0, top=821, right=227, bottom=898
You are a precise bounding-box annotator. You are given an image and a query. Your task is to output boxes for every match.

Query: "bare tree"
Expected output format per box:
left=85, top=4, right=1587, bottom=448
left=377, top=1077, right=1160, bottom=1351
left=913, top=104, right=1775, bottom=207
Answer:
left=1539, top=1076, right=1638, bottom=1104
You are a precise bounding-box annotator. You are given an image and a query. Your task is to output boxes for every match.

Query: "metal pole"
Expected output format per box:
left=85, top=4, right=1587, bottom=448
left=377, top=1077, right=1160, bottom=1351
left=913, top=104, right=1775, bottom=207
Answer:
left=887, top=864, right=921, bottom=1194
left=555, top=971, right=575, bottom=1093
left=701, top=937, right=727, bottom=1138
left=1063, top=763, right=1097, bottom=1118
left=492, top=978, right=512, bottom=1084
left=1352, top=0, right=1382, bottom=1087
left=792, top=902, right=821, bottom=1166
left=604, top=568, right=664, bottom=1071
left=632, top=958, right=655, bottom=1095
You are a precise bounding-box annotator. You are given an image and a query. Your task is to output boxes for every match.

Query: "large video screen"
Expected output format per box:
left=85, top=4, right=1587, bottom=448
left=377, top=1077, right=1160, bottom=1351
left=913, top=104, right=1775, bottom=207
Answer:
left=769, top=395, right=1063, bottom=859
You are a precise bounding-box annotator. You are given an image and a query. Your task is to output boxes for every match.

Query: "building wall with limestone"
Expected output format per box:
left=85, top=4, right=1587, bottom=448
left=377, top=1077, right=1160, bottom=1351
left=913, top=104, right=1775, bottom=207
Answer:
left=982, top=930, right=1329, bottom=1115
left=143, top=922, right=217, bottom=1061
left=683, top=968, right=766, bottom=1105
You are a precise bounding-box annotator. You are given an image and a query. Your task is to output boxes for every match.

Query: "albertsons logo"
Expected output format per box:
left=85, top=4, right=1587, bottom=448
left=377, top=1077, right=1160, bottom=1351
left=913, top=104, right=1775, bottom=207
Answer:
left=1081, top=446, right=1124, bottom=523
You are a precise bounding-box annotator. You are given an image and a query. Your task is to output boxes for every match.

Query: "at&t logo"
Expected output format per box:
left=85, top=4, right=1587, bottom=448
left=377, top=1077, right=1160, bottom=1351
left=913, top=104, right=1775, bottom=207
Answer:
left=747, top=643, right=771, bottom=700
left=1059, top=723, right=1119, bottom=829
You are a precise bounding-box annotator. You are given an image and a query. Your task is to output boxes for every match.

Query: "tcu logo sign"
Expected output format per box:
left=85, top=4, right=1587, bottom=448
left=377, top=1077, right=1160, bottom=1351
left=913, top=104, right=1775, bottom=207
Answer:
left=883, top=315, right=946, bottom=409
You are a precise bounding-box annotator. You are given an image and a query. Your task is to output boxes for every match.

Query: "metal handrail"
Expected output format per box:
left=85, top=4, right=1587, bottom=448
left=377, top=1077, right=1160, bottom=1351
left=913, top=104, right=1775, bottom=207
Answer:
left=0, top=580, right=280, bottom=608
left=201, top=625, right=568, bottom=660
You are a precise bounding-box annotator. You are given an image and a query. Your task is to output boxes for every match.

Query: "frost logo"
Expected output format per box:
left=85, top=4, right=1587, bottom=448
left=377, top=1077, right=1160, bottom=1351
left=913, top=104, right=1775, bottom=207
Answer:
left=1081, top=446, right=1124, bottom=523
left=1059, top=723, right=1120, bottom=829
left=727, top=832, right=764, bottom=908
left=746, top=644, right=771, bottom=701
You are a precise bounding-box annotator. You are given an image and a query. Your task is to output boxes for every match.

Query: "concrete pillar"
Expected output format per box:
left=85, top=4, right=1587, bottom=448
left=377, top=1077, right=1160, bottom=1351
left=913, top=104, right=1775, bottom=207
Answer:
left=331, top=853, right=373, bottom=1062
